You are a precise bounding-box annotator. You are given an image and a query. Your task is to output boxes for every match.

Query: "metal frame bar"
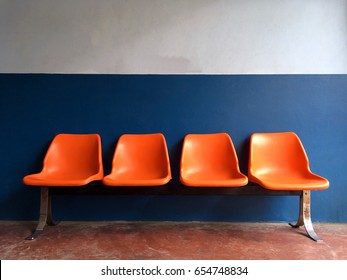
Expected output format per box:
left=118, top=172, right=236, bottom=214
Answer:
left=26, top=185, right=322, bottom=242
left=289, top=190, right=322, bottom=242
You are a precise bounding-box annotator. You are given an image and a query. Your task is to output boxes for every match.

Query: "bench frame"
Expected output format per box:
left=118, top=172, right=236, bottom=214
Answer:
left=26, top=183, right=321, bottom=242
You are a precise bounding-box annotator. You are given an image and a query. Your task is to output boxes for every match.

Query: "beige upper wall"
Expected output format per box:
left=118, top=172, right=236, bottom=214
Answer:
left=0, top=0, right=346, bottom=74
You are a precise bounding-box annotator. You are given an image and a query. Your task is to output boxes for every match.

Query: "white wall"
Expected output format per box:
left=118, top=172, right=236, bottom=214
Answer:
left=1, top=0, right=346, bottom=74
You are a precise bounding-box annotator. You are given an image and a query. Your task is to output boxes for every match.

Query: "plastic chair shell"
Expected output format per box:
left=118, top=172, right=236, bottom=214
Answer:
left=23, top=134, right=104, bottom=187
left=248, top=132, right=329, bottom=191
left=102, top=133, right=172, bottom=186
left=180, top=133, right=248, bottom=187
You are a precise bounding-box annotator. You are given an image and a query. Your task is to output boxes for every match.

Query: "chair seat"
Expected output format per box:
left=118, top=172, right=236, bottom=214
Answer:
left=180, top=133, right=248, bottom=187
left=23, top=134, right=104, bottom=187
left=23, top=172, right=102, bottom=187
left=249, top=173, right=329, bottom=191
left=103, top=173, right=171, bottom=187
left=102, top=133, right=172, bottom=187
left=180, top=173, right=248, bottom=187
left=248, top=132, right=329, bottom=191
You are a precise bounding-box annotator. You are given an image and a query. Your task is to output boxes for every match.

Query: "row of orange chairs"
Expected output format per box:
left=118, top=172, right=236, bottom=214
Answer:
left=23, top=132, right=329, bottom=191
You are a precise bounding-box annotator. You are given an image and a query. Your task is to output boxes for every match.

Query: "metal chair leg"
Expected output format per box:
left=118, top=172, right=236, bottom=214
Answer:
left=289, top=190, right=322, bottom=242
left=26, top=187, right=56, bottom=240
left=47, top=192, right=58, bottom=226
left=289, top=191, right=304, bottom=228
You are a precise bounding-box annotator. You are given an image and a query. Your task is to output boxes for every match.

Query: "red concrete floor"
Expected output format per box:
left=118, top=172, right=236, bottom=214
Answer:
left=0, top=221, right=346, bottom=260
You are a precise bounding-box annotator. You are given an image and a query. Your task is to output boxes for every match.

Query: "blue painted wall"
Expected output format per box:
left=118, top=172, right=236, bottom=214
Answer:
left=1, top=74, right=346, bottom=222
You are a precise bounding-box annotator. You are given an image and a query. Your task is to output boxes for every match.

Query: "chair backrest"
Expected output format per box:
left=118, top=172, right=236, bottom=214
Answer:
left=111, top=133, right=171, bottom=179
left=248, top=132, right=310, bottom=177
left=180, top=133, right=242, bottom=177
left=43, top=134, right=103, bottom=177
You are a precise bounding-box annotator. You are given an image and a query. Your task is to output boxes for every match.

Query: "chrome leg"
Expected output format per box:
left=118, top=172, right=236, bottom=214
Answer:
left=47, top=192, right=58, bottom=226
left=289, top=190, right=322, bottom=242
left=26, top=187, right=56, bottom=240
left=289, top=191, right=304, bottom=228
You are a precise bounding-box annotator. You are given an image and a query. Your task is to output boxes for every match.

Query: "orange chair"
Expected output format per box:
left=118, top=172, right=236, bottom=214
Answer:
left=248, top=132, right=329, bottom=241
left=23, top=134, right=104, bottom=239
left=180, top=133, right=248, bottom=187
left=102, top=133, right=171, bottom=186
left=23, top=134, right=104, bottom=186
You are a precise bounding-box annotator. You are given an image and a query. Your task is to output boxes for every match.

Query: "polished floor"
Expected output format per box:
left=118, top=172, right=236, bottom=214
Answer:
left=0, top=221, right=346, bottom=260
